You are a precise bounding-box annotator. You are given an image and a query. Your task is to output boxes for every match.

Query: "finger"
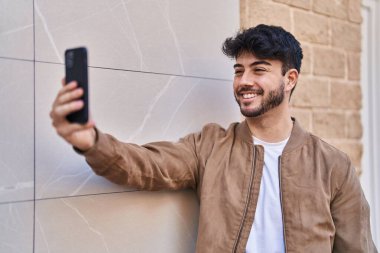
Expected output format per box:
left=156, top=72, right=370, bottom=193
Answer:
left=52, top=113, right=94, bottom=133
left=53, top=100, right=84, bottom=118
left=61, top=78, right=66, bottom=86
left=57, top=80, right=77, bottom=96
left=56, top=121, right=95, bottom=138
left=53, top=81, right=78, bottom=107
left=56, top=88, right=83, bottom=105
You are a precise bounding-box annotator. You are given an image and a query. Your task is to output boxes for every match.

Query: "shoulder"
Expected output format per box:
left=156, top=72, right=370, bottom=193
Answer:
left=290, top=118, right=353, bottom=180
left=306, top=133, right=354, bottom=190
left=184, top=122, right=241, bottom=140
left=307, top=133, right=351, bottom=166
left=291, top=118, right=350, bottom=166
left=181, top=122, right=242, bottom=151
left=199, top=122, right=240, bottom=137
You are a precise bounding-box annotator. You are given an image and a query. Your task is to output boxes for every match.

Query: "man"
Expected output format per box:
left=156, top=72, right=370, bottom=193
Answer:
left=50, top=24, right=377, bottom=252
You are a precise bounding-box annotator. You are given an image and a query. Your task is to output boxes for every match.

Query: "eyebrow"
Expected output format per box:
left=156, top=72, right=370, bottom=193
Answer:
left=233, top=60, right=272, bottom=69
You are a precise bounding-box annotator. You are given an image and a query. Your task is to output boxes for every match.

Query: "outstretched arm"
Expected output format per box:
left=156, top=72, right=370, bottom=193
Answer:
left=81, top=129, right=200, bottom=191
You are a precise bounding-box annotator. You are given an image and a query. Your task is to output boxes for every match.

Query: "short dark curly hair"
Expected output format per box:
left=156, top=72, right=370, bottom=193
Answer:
left=222, top=24, right=303, bottom=75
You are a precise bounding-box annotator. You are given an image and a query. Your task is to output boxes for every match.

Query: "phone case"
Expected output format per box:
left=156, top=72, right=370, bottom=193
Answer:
left=64, top=47, right=89, bottom=124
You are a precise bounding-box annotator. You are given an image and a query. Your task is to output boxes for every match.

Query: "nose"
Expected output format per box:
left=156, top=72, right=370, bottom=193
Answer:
left=239, top=71, right=254, bottom=87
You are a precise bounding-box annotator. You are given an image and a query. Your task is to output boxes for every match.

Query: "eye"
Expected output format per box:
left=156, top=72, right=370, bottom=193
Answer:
left=234, top=69, right=243, bottom=76
left=254, top=68, right=266, bottom=72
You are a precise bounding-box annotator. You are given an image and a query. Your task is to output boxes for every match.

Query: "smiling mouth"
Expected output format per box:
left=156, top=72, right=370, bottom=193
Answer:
left=237, top=87, right=264, bottom=98
left=242, top=93, right=258, bottom=99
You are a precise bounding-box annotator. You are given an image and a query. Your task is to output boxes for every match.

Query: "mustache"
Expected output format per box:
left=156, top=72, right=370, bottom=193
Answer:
left=237, top=86, right=264, bottom=95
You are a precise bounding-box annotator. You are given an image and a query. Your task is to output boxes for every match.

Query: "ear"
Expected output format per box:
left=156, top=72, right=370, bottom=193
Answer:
left=284, top=69, right=299, bottom=92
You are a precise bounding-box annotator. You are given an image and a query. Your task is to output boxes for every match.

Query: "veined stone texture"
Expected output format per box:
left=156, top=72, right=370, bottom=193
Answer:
left=0, top=0, right=239, bottom=252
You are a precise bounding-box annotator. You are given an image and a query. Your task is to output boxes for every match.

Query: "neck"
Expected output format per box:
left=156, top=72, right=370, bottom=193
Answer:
left=246, top=106, right=293, bottom=143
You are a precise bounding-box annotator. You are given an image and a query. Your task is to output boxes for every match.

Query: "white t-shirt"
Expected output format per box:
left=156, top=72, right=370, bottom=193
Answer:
left=246, top=136, right=289, bottom=253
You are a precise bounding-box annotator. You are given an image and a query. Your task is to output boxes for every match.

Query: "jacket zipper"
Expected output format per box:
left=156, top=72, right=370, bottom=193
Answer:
left=232, top=146, right=257, bottom=252
left=278, top=156, right=288, bottom=253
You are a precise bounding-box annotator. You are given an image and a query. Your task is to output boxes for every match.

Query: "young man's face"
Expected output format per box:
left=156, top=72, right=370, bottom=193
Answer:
left=233, top=52, right=287, bottom=118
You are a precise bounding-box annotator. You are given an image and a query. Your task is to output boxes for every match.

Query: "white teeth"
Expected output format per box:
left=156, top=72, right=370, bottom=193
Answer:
left=243, top=93, right=256, bottom=99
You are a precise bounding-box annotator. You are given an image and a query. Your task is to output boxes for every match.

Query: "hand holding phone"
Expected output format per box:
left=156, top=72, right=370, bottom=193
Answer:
left=49, top=48, right=96, bottom=151
left=65, top=47, right=89, bottom=124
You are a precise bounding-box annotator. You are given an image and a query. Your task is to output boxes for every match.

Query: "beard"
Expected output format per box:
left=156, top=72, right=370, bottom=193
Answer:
left=235, top=81, right=285, bottom=118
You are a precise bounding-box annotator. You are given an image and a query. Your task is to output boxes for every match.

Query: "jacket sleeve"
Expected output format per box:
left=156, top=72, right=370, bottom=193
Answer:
left=331, top=158, right=378, bottom=253
left=81, top=128, right=200, bottom=191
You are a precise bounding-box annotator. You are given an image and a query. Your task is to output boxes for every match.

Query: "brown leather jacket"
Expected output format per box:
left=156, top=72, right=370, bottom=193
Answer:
left=82, top=119, right=377, bottom=253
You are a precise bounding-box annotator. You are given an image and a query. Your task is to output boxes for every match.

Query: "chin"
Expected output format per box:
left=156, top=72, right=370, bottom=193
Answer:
left=240, top=107, right=263, bottom=118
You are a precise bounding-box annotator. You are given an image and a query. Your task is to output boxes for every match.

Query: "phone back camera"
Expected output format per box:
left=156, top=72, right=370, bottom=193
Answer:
left=66, top=51, right=74, bottom=68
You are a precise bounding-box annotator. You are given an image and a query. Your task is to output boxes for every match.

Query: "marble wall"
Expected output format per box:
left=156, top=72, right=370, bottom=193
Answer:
left=0, top=0, right=239, bottom=252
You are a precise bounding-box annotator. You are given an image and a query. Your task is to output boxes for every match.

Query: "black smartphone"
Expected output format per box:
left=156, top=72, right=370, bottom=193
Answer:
left=64, top=47, right=89, bottom=124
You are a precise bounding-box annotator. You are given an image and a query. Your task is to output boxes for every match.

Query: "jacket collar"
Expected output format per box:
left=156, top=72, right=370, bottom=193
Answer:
left=236, top=117, right=309, bottom=153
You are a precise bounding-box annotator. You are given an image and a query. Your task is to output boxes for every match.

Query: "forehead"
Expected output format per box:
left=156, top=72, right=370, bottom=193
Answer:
left=235, top=52, right=282, bottom=68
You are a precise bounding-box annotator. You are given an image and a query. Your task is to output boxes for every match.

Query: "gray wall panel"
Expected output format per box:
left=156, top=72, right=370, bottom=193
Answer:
left=34, top=0, right=238, bottom=79
left=0, top=201, right=34, bottom=253
left=35, top=62, right=239, bottom=199
left=35, top=191, right=199, bottom=253
left=0, top=59, right=34, bottom=203
left=1, top=0, right=239, bottom=251
left=0, top=0, right=34, bottom=60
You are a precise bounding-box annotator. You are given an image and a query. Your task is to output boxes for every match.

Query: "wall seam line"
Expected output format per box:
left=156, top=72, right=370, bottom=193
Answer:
left=32, top=0, right=36, bottom=252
